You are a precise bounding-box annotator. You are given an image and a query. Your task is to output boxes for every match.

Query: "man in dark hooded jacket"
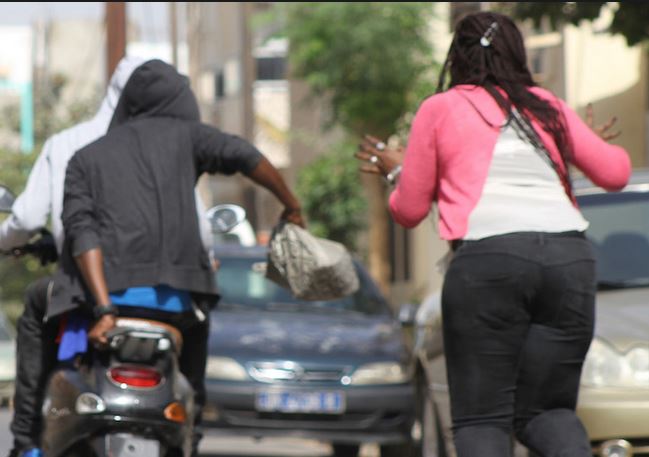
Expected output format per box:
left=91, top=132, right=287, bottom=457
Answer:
left=51, top=59, right=304, bottom=454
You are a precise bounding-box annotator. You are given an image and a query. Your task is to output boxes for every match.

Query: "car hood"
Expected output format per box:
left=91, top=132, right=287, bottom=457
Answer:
left=596, top=288, right=649, bottom=352
left=208, top=309, right=409, bottom=364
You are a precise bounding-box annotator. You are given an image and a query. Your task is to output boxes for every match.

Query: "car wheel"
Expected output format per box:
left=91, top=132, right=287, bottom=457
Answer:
left=332, top=444, right=360, bottom=457
left=380, top=442, right=414, bottom=457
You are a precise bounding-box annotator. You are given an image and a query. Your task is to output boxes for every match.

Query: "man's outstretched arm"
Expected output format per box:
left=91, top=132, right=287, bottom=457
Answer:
left=246, top=156, right=304, bottom=227
left=193, top=124, right=304, bottom=227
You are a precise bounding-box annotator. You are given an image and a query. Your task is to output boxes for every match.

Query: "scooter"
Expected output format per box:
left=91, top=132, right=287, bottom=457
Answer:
left=0, top=185, right=247, bottom=456
left=41, top=316, right=195, bottom=457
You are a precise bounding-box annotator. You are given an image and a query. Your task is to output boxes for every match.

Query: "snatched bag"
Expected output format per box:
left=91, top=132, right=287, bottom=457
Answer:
left=266, top=222, right=360, bottom=300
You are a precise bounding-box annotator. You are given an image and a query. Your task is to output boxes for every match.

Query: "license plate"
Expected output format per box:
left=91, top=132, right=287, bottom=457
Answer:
left=256, top=390, right=345, bottom=414
left=103, top=433, right=160, bottom=456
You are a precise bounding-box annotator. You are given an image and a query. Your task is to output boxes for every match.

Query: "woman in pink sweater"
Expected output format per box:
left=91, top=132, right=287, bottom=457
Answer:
left=358, top=11, right=630, bottom=457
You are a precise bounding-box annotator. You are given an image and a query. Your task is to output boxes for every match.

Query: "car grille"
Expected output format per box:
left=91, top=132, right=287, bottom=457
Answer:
left=247, top=362, right=348, bottom=384
left=300, top=369, right=346, bottom=383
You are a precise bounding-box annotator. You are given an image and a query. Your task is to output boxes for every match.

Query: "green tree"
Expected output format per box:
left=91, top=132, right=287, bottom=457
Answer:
left=0, top=75, right=100, bottom=326
left=296, top=143, right=367, bottom=251
left=0, top=149, right=54, bottom=326
left=504, top=2, right=649, bottom=46
left=2, top=73, right=101, bottom=147
left=277, top=2, right=435, bottom=292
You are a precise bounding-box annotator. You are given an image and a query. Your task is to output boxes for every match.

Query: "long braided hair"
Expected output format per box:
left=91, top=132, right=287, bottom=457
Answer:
left=437, top=11, right=573, bottom=193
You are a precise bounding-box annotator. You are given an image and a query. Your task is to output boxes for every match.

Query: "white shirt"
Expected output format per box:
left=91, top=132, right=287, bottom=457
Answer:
left=464, top=120, right=589, bottom=240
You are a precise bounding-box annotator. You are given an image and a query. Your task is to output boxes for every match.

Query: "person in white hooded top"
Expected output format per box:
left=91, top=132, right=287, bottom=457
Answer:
left=1, top=56, right=213, bottom=457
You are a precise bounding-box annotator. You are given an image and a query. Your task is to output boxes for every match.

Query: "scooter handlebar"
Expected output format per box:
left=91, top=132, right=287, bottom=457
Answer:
left=0, top=228, right=58, bottom=265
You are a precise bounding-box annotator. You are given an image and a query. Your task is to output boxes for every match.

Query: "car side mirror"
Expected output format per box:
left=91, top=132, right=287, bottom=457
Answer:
left=0, top=185, right=16, bottom=213
left=206, top=204, right=246, bottom=234
left=398, top=303, right=418, bottom=327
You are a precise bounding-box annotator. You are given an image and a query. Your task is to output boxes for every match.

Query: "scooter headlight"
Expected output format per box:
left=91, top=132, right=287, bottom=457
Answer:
left=76, top=393, right=106, bottom=414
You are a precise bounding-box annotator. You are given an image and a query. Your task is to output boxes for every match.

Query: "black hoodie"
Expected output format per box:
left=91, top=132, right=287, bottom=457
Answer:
left=49, top=59, right=261, bottom=317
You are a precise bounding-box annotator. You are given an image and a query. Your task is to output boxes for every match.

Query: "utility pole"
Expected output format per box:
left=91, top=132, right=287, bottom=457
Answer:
left=240, top=2, right=255, bottom=142
left=106, top=2, right=126, bottom=82
left=169, top=2, right=178, bottom=67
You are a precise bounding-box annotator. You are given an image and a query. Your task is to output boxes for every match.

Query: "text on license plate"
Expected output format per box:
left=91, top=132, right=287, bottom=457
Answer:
left=256, top=390, right=345, bottom=414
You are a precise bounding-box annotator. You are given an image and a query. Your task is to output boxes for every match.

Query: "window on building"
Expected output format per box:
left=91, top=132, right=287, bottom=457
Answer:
left=215, top=70, right=225, bottom=99
left=256, top=57, right=286, bottom=81
left=529, top=48, right=546, bottom=76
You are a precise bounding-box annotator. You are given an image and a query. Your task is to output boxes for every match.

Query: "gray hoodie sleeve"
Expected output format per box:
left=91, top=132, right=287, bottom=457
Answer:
left=61, top=152, right=101, bottom=257
left=192, top=123, right=262, bottom=176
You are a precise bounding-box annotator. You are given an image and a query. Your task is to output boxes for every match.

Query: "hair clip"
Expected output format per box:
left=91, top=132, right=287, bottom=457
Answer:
left=480, top=21, right=499, bottom=47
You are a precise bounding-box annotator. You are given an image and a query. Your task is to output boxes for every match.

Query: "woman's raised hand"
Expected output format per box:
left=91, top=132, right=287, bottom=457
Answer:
left=585, top=103, right=621, bottom=142
left=355, top=134, right=404, bottom=177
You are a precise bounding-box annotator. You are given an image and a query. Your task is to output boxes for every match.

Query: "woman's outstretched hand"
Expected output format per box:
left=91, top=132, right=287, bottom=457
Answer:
left=355, top=134, right=404, bottom=177
left=585, top=103, right=621, bottom=142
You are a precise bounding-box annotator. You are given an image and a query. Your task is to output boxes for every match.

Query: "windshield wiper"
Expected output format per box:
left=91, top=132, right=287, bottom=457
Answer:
left=598, top=278, right=649, bottom=289
left=219, top=302, right=255, bottom=310
left=266, top=301, right=364, bottom=315
left=266, top=301, right=305, bottom=311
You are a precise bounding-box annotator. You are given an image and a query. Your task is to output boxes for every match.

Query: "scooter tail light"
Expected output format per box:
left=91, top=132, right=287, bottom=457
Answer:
left=109, top=365, right=162, bottom=388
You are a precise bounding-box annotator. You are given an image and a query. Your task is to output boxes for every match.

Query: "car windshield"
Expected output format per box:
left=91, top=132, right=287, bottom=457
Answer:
left=578, top=191, right=649, bottom=288
left=215, top=257, right=391, bottom=315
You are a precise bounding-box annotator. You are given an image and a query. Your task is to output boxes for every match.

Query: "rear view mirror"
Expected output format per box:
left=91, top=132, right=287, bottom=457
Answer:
left=0, top=185, right=16, bottom=213
left=398, top=303, right=418, bottom=327
left=206, top=204, right=246, bottom=234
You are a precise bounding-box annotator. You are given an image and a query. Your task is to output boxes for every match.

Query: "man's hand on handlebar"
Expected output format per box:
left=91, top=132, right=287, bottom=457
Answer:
left=2, top=228, right=58, bottom=266
left=32, top=229, right=58, bottom=265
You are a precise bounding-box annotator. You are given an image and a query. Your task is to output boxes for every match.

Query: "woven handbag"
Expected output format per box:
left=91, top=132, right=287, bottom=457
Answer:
left=266, top=222, right=360, bottom=300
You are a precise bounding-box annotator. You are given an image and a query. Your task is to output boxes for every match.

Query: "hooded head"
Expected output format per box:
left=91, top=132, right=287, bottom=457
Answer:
left=109, top=59, right=200, bottom=130
left=93, top=55, right=145, bottom=132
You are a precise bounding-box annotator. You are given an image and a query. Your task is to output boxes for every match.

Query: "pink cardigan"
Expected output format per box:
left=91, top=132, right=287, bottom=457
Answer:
left=389, top=85, right=632, bottom=239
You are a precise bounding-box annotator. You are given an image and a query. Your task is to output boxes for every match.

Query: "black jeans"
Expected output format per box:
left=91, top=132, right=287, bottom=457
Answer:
left=10, top=277, right=59, bottom=453
left=441, top=232, right=596, bottom=457
left=10, top=278, right=210, bottom=453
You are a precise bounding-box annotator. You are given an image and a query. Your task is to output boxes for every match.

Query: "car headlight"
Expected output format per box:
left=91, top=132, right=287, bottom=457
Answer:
left=206, top=356, right=249, bottom=381
left=581, top=338, right=649, bottom=388
left=348, top=362, right=410, bottom=385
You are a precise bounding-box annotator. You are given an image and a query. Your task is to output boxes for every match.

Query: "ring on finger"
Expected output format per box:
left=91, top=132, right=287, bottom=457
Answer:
left=370, top=155, right=379, bottom=164
left=375, top=141, right=386, bottom=151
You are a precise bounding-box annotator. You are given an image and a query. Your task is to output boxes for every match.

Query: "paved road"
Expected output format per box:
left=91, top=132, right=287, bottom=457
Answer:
left=0, top=408, right=378, bottom=457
